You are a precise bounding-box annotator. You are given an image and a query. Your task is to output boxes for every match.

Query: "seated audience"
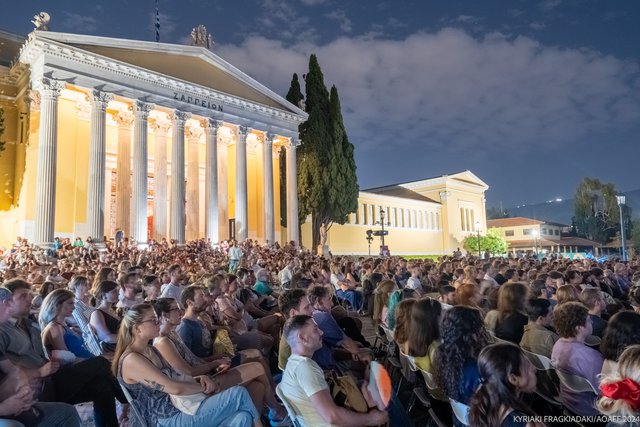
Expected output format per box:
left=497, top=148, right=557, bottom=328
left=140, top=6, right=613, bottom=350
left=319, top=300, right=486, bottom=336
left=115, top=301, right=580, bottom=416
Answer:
left=580, top=288, right=608, bottom=338
left=279, top=315, right=388, bottom=426
left=454, top=283, right=484, bottom=309
left=90, top=280, right=121, bottom=347
left=114, top=303, right=260, bottom=427
left=372, top=279, right=396, bottom=327
left=407, top=298, right=442, bottom=374
left=69, top=275, right=102, bottom=356
left=597, top=344, right=640, bottom=426
left=434, top=305, right=489, bottom=412
left=551, top=301, right=604, bottom=416
left=0, top=279, right=125, bottom=427
left=494, top=282, right=529, bottom=344
left=0, top=286, right=82, bottom=427
left=520, top=298, right=559, bottom=358
left=556, top=285, right=579, bottom=305
left=469, top=343, right=545, bottom=427
left=600, top=311, right=640, bottom=376
left=393, top=298, right=417, bottom=355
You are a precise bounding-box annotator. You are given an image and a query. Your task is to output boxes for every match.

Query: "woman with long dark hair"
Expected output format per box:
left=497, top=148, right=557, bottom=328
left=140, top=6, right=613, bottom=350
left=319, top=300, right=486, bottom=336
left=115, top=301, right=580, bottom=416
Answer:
left=434, top=306, right=489, bottom=406
left=600, top=311, right=640, bottom=376
left=407, top=298, right=442, bottom=374
left=470, top=343, right=545, bottom=427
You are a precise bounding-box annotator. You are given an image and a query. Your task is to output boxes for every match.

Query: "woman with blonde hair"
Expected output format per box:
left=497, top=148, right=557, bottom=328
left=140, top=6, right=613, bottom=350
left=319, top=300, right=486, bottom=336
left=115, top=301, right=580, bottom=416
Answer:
left=556, top=284, right=579, bottom=305
left=597, top=345, right=640, bottom=425
left=113, top=303, right=261, bottom=427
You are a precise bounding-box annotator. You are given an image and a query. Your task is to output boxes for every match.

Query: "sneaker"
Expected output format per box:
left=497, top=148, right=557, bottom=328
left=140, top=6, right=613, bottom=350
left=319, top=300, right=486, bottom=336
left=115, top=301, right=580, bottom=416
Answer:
left=268, top=409, right=293, bottom=427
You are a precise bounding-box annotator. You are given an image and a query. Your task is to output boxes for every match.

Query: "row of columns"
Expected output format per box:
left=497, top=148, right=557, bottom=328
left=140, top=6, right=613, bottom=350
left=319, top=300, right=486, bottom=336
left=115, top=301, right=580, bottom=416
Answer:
left=31, top=78, right=300, bottom=247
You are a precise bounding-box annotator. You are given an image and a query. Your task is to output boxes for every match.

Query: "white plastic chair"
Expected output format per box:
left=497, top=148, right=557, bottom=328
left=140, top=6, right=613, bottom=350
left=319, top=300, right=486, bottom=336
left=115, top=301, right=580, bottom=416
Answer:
left=276, top=383, right=304, bottom=427
left=449, top=398, right=471, bottom=426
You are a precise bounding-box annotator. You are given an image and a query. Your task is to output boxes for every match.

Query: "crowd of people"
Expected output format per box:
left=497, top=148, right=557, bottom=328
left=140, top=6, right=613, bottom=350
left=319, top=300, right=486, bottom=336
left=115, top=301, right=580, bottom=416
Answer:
left=0, top=235, right=639, bottom=427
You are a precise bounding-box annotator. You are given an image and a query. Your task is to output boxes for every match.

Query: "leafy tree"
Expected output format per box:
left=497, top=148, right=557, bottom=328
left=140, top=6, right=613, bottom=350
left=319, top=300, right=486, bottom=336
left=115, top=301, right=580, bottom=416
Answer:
left=628, top=219, right=640, bottom=256
left=297, top=55, right=358, bottom=253
left=573, top=178, right=631, bottom=242
left=462, top=228, right=508, bottom=256
left=486, top=206, right=510, bottom=219
left=0, top=106, right=5, bottom=152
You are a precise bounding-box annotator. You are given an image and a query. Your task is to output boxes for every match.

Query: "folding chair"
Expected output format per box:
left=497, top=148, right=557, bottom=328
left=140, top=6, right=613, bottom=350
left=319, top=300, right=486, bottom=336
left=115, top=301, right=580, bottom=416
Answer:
left=555, top=370, right=598, bottom=395
left=276, top=383, right=303, bottom=427
left=521, top=349, right=563, bottom=408
left=397, top=351, right=417, bottom=396
left=449, top=398, right=471, bottom=426
left=118, top=381, right=149, bottom=427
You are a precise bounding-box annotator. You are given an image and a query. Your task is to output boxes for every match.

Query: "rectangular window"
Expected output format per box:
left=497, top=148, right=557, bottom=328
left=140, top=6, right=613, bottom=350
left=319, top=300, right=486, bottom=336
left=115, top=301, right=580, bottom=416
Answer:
left=555, top=229, right=559, bottom=236
left=505, top=230, right=514, bottom=237
left=436, top=212, right=441, bottom=230
left=430, top=212, right=435, bottom=230
left=460, top=208, right=466, bottom=231
left=523, top=229, right=532, bottom=236
left=470, top=210, right=475, bottom=230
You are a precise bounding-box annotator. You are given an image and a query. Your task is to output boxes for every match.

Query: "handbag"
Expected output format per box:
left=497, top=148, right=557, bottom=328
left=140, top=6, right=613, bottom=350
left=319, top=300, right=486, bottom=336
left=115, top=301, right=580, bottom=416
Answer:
left=168, top=372, right=207, bottom=415
left=326, top=371, right=368, bottom=413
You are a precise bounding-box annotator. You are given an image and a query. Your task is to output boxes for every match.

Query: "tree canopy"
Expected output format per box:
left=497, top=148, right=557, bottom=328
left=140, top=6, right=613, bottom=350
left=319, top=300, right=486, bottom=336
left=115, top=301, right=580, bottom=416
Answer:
left=573, top=177, right=631, bottom=242
left=0, top=106, right=5, bottom=153
left=462, top=228, right=508, bottom=256
left=296, top=55, right=359, bottom=252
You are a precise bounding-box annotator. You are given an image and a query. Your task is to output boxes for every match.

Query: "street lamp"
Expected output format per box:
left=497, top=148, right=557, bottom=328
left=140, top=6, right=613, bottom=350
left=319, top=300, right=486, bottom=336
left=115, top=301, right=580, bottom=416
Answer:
left=616, top=195, right=627, bottom=261
left=532, top=229, right=539, bottom=258
left=475, top=220, right=482, bottom=258
left=379, top=208, right=387, bottom=248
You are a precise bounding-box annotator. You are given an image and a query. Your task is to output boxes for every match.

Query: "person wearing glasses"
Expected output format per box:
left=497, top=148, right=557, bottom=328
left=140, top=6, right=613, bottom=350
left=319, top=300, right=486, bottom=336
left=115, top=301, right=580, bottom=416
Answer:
left=113, top=303, right=261, bottom=427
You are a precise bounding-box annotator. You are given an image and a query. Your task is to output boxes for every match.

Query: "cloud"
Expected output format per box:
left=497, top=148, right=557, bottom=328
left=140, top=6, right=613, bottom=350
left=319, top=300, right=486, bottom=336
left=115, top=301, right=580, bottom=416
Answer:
left=539, top=0, right=561, bottom=12
left=529, top=21, right=546, bottom=30
left=253, top=0, right=318, bottom=42
left=61, top=12, right=98, bottom=33
left=456, top=15, right=479, bottom=24
left=300, top=0, right=326, bottom=5
left=326, top=10, right=352, bottom=33
left=217, top=28, right=640, bottom=155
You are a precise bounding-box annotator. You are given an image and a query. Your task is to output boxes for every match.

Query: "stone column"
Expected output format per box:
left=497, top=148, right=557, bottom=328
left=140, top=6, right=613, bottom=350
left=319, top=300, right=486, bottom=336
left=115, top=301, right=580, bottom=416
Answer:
left=86, top=90, right=114, bottom=244
left=217, top=132, right=229, bottom=241
left=131, top=101, right=154, bottom=246
left=186, top=122, right=202, bottom=241
left=170, top=110, right=191, bottom=244
left=150, top=116, right=171, bottom=241
left=263, top=132, right=275, bottom=244
left=113, top=110, right=134, bottom=237
left=204, top=118, right=222, bottom=244
left=286, top=138, right=299, bottom=244
left=235, top=125, right=249, bottom=242
left=33, top=78, right=65, bottom=246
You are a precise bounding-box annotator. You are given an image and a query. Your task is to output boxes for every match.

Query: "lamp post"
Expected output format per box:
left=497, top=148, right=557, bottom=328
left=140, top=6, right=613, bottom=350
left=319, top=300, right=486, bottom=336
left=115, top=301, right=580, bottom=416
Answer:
left=532, top=229, right=539, bottom=258
left=475, top=220, right=481, bottom=258
left=379, top=208, right=387, bottom=248
left=616, top=195, right=627, bottom=261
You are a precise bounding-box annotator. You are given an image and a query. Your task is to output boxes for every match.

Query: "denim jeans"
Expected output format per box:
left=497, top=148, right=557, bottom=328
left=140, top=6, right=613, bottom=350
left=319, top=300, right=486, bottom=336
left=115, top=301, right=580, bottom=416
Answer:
left=157, top=386, right=258, bottom=427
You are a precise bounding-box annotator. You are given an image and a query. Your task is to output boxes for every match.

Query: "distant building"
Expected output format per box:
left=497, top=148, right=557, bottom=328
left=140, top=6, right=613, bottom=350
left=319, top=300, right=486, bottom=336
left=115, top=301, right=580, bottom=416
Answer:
left=487, top=217, right=602, bottom=256
left=302, top=170, right=489, bottom=255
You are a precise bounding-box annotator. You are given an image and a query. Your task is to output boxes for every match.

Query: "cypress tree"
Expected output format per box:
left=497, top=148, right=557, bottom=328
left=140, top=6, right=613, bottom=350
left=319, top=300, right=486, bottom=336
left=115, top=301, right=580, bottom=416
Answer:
left=296, top=55, right=359, bottom=253
left=0, top=107, right=5, bottom=153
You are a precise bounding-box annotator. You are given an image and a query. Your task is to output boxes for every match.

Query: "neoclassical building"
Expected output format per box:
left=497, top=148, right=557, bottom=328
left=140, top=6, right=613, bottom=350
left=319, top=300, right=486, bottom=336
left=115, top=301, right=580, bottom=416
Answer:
left=0, top=28, right=306, bottom=247
left=301, top=170, right=490, bottom=255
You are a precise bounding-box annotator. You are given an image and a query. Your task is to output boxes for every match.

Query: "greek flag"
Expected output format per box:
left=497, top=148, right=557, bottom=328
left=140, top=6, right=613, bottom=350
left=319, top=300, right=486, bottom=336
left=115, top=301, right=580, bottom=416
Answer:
left=155, top=0, right=160, bottom=42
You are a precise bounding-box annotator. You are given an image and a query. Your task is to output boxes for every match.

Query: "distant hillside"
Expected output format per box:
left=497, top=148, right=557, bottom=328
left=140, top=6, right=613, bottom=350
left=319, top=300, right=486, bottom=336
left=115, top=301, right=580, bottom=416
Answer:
left=505, top=188, right=640, bottom=225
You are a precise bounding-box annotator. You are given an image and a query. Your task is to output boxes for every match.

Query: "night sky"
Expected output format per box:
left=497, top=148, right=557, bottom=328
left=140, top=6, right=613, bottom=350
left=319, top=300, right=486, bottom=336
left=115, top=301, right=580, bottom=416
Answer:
left=1, top=1, right=639, bottom=208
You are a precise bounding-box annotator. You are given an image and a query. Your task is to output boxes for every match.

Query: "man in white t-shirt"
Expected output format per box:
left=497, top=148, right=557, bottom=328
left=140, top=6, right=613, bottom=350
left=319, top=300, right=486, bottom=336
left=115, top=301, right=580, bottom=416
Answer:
left=279, top=315, right=388, bottom=427
left=160, top=264, right=186, bottom=308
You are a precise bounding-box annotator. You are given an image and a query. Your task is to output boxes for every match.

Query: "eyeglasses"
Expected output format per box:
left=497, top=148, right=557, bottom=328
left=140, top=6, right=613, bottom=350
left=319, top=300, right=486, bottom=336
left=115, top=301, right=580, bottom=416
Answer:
left=140, top=318, right=160, bottom=325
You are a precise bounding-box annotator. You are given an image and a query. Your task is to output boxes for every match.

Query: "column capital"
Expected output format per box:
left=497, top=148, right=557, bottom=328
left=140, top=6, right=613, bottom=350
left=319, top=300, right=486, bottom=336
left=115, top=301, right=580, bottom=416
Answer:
left=287, top=137, right=300, bottom=149
left=89, top=90, right=114, bottom=111
left=172, top=110, right=191, bottom=126
left=36, top=78, right=65, bottom=99
left=203, top=118, right=223, bottom=133
left=265, top=132, right=276, bottom=145
left=133, top=100, right=155, bottom=118
left=113, top=110, right=135, bottom=129
left=149, top=117, right=171, bottom=135
left=237, top=125, right=250, bottom=141
left=26, top=89, right=41, bottom=112
left=186, top=123, right=204, bottom=141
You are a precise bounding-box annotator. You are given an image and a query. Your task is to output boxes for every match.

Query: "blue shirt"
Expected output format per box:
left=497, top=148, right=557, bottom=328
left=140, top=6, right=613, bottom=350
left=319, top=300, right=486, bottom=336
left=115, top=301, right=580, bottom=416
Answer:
left=177, top=318, right=212, bottom=359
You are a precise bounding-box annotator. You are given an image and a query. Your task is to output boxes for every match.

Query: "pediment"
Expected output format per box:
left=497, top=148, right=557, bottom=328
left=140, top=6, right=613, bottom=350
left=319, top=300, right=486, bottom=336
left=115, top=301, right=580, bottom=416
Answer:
left=35, top=32, right=303, bottom=115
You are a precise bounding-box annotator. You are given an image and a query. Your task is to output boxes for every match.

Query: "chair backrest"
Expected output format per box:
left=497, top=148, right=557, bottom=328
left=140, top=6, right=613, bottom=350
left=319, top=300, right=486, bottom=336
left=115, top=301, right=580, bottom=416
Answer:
left=522, top=349, right=553, bottom=370
left=276, top=383, right=303, bottom=427
left=381, top=325, right=395, bottom=343
left=449, top=398, right=471, bottom=426
left=118, top=381, right=149, bottom=427
left=555, top=370, right=598, bottom=395
left=398, top=351, right=417, bottom=383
